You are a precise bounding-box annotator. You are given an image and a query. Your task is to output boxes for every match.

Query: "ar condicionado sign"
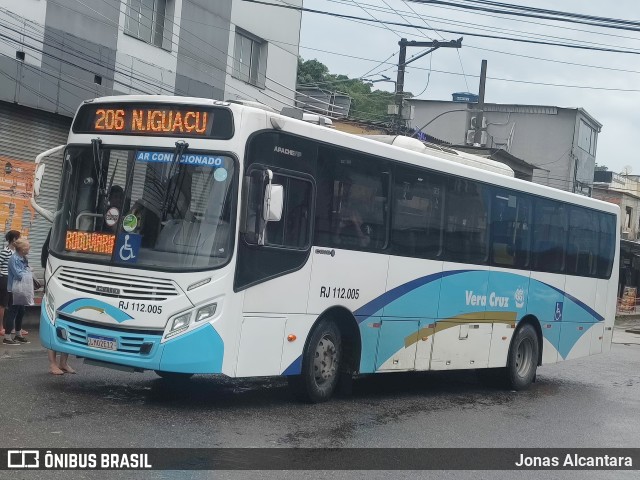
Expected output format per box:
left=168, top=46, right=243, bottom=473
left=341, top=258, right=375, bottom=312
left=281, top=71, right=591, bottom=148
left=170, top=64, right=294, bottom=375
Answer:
left=72, top=103, right=234, bottom=139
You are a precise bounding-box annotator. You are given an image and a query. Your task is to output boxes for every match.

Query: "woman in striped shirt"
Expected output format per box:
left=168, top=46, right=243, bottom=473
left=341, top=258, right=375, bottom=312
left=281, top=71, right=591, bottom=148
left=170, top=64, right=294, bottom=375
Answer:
left=0, top=230, right=20, bottom=337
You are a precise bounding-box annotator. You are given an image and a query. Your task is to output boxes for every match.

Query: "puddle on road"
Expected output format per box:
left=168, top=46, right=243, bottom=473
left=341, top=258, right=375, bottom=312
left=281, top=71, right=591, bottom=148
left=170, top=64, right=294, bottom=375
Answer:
left=35, top=366, right=600, bottom=448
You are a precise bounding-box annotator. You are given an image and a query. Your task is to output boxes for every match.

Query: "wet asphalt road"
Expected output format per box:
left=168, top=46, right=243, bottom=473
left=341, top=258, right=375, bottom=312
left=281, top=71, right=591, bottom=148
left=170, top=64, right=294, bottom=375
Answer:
left=0, top=337, right=639, bottom=480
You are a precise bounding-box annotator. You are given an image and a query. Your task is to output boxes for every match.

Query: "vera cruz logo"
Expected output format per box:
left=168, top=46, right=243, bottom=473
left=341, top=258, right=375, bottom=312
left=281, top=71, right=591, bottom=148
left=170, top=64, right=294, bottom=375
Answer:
left=514, top=287, right=525, bottom=308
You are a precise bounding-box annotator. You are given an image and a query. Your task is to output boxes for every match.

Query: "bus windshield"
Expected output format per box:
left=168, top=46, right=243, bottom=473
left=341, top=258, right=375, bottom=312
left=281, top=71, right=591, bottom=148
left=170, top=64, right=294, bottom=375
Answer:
left=50, top=146, right=236, bottom=271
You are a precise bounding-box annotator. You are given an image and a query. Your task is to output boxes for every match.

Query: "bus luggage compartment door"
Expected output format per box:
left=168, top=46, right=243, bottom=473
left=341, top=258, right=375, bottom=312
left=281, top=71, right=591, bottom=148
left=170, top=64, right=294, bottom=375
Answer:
left=375, top=319, right=419, bottom=371
left=430, top=321, right=492, bottom=370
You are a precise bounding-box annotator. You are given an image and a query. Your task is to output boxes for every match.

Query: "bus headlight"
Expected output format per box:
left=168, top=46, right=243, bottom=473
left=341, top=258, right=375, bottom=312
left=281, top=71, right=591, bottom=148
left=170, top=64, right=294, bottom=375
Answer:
left=166, top=312, right=191, bottom=338
left=196, top=303, right=217, bottom=322
left=45, top=289, right=56, bottom=323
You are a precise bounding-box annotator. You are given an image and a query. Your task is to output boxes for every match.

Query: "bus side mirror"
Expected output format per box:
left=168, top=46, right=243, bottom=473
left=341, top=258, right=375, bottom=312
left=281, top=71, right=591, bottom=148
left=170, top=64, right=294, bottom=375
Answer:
left=34, top=163, right=46, bottom=197
left=263, top=184, right=283, bottom=222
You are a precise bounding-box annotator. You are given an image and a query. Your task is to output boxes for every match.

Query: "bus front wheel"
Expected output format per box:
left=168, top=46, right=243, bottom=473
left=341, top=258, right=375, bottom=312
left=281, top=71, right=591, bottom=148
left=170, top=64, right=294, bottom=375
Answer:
left=154, top=371, right=194, bottom=381
left=506, top=323, right=539, bottom=390
left=288, top=319, right=342, bottom=403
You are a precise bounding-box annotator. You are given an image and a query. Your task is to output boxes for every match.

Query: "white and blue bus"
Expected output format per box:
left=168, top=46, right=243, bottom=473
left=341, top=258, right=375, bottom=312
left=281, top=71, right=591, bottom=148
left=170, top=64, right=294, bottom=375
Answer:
left=33, top=95, right=619, bottom=402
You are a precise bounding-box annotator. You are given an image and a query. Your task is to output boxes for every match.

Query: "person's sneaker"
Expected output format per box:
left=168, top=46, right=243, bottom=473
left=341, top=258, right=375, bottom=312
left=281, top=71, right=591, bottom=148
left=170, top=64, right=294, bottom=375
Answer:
left=14, top=335, right=30, bottom=344
left=2, top=338, right=19, bottom=346
left=20, top=329, right=28, bottom=336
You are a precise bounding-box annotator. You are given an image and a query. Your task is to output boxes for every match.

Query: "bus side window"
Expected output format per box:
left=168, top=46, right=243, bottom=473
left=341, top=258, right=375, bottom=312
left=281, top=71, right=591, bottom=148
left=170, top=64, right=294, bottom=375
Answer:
left=314, top=147, right=389, bottom=251
left=597, top=213, right=615, bottom=279
left=391, top=166, right=444, bottom=259
left=567, top=207, right=598, bottom=276
left=490, top=190, right=531, bottom=268
left=443, top=178, right=489, bottom=264
left=264, top=174, right=313, bottom=249
left=532, top=199, right=567, bottom=273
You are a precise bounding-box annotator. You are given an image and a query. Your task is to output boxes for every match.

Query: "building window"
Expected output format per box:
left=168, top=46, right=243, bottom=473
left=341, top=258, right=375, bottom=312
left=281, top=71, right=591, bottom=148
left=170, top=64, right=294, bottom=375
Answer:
left=626, top=206, right=632, bottom=229
left=233, top=29, right=267, bottom=88
left=578, top=119, right=596, bottom=155
left=125, top=0, right=168, bottom=49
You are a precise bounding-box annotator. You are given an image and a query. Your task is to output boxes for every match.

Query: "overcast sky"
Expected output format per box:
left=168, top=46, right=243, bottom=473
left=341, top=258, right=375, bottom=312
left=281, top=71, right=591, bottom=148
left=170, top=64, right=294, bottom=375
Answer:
left=298, top=0, right=639, bottom=173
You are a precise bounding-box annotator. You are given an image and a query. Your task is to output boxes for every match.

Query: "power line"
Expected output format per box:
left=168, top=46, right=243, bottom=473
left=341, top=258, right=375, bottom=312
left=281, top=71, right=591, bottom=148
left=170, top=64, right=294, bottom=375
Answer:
left=408, top=0, right=640, bottom=32
left=324, top=0, right=640, bottom=55
left=245, top=0, right=640, bottom=55
left=297, top=45, right=640, bottom=92
left=402, top=0, right=640, bottom=42
left=465, top=45, right=640, bottom=75
left=398, top=0, right=470, bottom=91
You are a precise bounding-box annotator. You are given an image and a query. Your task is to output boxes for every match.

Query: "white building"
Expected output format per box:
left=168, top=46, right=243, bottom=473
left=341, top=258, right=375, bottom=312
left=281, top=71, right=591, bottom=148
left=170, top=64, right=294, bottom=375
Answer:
left=0, top=0, right=302, bottom=279
left=408, top=99, right=602, bottom=196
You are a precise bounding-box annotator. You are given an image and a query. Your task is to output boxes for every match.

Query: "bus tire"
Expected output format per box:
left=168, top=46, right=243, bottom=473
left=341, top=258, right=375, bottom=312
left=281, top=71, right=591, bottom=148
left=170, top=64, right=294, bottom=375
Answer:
left=288, top=319, right=342, bottom=403
left=506, top=323, right=539, bottom=391
left=155, top=371, right=194, bottom=381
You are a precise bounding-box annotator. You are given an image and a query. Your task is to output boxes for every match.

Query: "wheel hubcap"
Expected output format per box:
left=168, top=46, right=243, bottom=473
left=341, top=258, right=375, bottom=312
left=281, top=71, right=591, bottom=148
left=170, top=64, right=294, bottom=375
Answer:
left=515, top=338, right=533, bottom=378
left=313, top=335, right=337, bottom=385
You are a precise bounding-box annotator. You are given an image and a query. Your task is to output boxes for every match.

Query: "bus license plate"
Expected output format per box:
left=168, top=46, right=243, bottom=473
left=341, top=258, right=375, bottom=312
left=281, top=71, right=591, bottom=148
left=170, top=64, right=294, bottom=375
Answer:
left=87, top=334, right=117, bottom=351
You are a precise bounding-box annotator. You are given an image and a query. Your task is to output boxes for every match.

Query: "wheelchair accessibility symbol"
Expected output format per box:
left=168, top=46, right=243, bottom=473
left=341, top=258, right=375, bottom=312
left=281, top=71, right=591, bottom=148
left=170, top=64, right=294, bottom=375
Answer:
left=115, top=233, right=141, bottom=263
left=554, top=302, right=563, bottom=321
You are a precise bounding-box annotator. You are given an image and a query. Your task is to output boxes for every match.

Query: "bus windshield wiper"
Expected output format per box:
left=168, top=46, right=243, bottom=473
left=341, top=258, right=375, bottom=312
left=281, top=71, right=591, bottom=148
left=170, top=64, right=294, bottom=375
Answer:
left=91, top=138, right=107, bottom=212
left=162, top=140, right=189, bottom=221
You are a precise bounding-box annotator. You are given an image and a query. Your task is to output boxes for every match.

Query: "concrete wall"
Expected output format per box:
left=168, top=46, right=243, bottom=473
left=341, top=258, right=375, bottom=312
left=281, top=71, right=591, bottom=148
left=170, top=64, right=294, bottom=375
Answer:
left=174, top=0, right=229, bottom=99
left=226, top=0, right=302, bottom=110
left=593, top=189, right=640, bottom=240
left=114, top=0, right=181, bottom=95
left=0, top=0, right=301, bottom=113
left=408, top=100, right=468, bottom=145
left=0, top=0, right=117, bottom=116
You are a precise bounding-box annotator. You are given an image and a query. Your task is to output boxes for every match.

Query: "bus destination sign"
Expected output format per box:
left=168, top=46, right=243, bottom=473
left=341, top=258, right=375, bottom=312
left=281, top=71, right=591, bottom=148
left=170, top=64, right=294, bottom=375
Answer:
left=66, top=231, right=115, bottom=256
left=72, top=103, right=234, bottom=139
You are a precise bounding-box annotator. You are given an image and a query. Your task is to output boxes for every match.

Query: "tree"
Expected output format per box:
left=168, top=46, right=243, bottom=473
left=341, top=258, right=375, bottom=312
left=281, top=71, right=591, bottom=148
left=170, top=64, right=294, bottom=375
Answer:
left=297, top=57, right=405, bottom=124
left=297, top=58, right=329, bottom=85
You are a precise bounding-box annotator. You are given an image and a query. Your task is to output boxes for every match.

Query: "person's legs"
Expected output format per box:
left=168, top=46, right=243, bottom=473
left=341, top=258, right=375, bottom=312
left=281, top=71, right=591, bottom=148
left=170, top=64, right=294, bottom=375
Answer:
left=3, top=305, right=17, bottom=343
left=48, top=350, right=64, bottom=375
left=0, top=305, right=5, bottom=336
left=58, top=353, right=75, bottom=374
left=13, top=307, right=28, bottom=343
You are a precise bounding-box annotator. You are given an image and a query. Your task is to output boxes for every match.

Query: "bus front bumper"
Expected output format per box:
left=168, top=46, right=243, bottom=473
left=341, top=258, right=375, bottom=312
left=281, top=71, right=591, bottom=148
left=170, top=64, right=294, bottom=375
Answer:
left=39, top=307, right=224, bottom=374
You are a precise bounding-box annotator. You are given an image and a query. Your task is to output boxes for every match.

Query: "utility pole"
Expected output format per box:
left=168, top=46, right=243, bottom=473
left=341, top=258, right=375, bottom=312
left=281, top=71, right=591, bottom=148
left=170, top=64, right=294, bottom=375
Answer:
left=473, top=59, right=487, bottom=146
left=394, top=37, right=462, bottom=134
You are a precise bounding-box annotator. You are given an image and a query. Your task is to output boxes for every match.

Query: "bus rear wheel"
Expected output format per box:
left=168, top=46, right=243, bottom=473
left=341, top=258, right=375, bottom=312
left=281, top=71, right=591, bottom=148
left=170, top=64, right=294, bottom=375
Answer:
left=288, top=319, right=342, bottom=403
left=506, top=323, right=539, bottom=390
left=155, top=371, right=194, bottom=381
